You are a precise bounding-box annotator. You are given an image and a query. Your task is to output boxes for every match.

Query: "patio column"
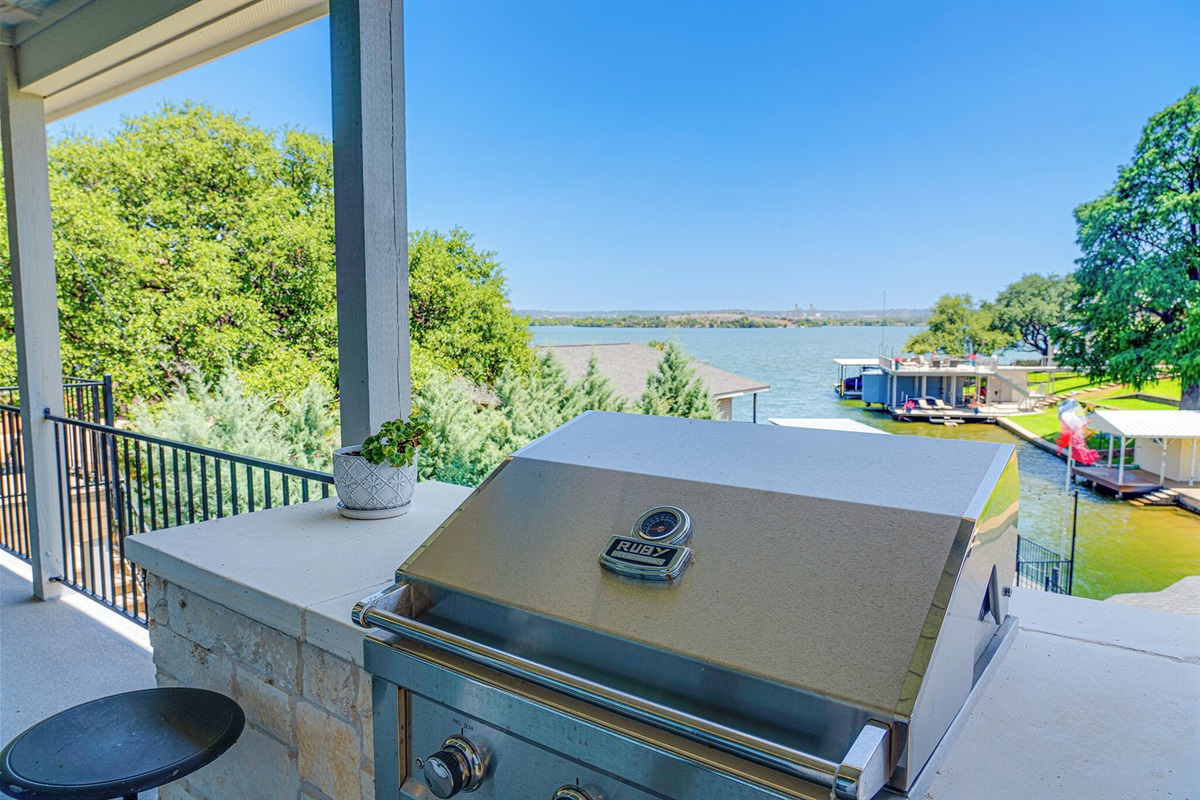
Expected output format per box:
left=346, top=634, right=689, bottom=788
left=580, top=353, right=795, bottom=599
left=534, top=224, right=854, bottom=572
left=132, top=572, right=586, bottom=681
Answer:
left=1, top=47, right=65, bottom=599
left=330, top=0, right=410, bottom=446
left=1118, top=436, right=1126, bottom=485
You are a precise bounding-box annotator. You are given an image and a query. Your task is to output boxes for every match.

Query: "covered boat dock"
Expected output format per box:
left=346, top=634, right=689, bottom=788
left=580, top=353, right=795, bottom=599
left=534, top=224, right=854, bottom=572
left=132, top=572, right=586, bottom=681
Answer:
left=833, top=358, right=880, bottom=399
left=1078, top=410, right=1200, bottom=496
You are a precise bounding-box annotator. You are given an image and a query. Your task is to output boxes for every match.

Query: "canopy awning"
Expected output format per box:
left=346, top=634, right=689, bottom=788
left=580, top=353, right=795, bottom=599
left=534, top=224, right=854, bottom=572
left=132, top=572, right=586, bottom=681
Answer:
left=1089, top=410, right=1200, bottom=439
left=769, top=418, right=888, bottom=434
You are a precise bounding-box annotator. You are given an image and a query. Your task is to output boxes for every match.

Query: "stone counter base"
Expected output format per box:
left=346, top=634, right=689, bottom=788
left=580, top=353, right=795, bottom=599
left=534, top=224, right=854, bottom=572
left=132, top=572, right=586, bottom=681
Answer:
left=147, top=575, right=375, bottom=800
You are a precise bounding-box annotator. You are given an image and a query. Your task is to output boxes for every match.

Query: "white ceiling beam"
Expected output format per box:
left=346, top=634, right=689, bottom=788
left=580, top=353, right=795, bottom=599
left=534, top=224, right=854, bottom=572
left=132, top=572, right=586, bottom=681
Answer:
left=44, top=0, right=327, bottom=121
left=17, top=0, right=203, bottom=92
left=7, top=0, right=326, bottom=122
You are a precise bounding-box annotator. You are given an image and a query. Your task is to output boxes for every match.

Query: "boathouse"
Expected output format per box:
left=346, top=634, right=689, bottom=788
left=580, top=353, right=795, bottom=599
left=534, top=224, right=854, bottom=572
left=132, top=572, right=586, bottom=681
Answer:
left=858, top=355, right=1048, bottom=417
left=1076, top=410, right=1200, bottom=495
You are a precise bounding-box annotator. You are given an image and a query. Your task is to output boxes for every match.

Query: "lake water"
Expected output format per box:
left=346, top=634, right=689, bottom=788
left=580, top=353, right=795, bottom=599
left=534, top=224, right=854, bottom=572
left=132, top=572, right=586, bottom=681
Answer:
left=531, top=326, right=1200, bottom=600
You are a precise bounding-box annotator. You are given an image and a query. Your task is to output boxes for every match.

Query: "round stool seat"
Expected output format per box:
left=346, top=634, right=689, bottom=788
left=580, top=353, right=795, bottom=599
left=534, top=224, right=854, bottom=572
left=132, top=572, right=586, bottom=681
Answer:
left=0, top=688, right=244, bottom=800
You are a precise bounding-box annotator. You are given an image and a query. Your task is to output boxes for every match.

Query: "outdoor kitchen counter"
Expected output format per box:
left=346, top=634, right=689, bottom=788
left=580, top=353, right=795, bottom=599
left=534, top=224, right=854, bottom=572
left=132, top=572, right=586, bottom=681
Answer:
left=125, top=489, right=1200, bottom=799
left=126, top=481, right=473, bottom=667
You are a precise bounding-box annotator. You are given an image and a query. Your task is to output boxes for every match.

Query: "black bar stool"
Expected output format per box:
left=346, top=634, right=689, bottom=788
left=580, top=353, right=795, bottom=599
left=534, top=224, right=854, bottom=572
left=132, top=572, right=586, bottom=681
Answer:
left=0, top=688, right=244, bottom=800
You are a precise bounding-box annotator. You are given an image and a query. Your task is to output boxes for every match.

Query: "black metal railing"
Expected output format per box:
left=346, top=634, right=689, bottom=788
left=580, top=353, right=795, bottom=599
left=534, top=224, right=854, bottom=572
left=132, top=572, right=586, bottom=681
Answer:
left=0, top=376, right=113, bottom=425
left=1015, top=535, right=1074, bottom=595
left=47, top=413, right=333, bottom=624
left=1, top=402, right=29, bottom=559
left=0, top=377, right=112, bottom=562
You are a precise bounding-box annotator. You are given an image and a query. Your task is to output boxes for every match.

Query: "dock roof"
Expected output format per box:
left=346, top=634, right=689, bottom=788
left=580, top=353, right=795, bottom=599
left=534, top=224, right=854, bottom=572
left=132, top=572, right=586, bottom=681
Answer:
left=537, top=343, right=769, bottom=402
left=1090, top=410, right=1200, bottom=439
left=769, top=418, right=888, bottom=434
left=834, top=358, right=880, bottom=366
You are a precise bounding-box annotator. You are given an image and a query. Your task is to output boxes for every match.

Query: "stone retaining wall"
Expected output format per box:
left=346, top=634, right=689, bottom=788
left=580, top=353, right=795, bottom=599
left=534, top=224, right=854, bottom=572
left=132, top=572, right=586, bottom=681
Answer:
left=145, top=574, right=375, bottom=800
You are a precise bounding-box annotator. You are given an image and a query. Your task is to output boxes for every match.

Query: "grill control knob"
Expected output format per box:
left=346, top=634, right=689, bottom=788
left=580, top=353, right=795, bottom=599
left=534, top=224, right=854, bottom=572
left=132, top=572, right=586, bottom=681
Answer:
left=552, top=787, right=594, bottom=800
left=420, top=735, right=484, bottom=798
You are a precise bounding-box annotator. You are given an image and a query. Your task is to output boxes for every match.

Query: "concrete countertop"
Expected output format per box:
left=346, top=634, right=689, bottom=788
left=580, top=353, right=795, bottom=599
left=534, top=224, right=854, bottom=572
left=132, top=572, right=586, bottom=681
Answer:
left=126, top=481, right=472, bottom=666
left=125, top=482, right=1200, bottom=798
left=924, top=590, right=1199, bottom=798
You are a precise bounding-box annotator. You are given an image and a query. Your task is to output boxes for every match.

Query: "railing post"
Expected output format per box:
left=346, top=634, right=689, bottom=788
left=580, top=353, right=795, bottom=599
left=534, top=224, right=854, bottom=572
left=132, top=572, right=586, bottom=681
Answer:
left=102, top=374, right=114, bottom=427
left=2, top=47, right=66, bottom=599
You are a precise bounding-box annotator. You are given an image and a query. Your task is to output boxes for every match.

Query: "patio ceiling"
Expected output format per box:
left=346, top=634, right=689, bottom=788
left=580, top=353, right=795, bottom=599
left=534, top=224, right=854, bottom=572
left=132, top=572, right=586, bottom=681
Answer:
left=1, top=0, right=327, bottom=121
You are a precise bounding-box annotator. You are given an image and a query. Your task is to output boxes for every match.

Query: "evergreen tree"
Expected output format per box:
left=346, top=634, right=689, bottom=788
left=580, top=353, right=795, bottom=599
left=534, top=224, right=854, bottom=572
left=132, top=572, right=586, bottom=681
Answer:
left=639, top=341, right=718, bottom=419
left=565, top=353, right=626, bottom=417
left=127, top=369, right=338, bottom=471
left=493, top=353, right=573, bottom=451
left=413, top=371, right=504, bottom=487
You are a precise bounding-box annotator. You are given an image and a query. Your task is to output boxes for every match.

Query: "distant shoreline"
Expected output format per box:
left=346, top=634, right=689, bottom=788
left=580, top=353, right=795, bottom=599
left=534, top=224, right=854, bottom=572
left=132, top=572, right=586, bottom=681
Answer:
left=529, top=314, right=925, bottom=329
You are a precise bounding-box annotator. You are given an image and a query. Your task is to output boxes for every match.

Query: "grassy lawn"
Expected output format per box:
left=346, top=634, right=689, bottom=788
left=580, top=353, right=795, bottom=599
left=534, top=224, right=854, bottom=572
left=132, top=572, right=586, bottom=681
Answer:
left=1027, top=373, right=1100, bottom=394
left=1136, top=378, right=1182, bottom=399
left=1103, top=397, right=1178, bottom=411
left=1013, top=409, right=1061, bottom=438
left=1024, top=373, right=1182, bottom=401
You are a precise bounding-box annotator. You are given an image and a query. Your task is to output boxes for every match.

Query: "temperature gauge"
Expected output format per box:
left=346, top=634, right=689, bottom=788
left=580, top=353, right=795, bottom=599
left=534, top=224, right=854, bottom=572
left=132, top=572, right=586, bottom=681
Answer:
left=632, top=506, right=692, bottom=545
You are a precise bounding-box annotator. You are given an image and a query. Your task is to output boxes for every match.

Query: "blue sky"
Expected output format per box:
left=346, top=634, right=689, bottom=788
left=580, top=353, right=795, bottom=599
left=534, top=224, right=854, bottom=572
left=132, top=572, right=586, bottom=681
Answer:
left=49, top=1, right=1200, bottom=312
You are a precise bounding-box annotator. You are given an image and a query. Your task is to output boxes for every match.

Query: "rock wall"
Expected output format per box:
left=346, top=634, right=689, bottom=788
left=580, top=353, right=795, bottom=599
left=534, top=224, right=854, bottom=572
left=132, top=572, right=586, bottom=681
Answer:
left=145, top=574, right=376, bottom=800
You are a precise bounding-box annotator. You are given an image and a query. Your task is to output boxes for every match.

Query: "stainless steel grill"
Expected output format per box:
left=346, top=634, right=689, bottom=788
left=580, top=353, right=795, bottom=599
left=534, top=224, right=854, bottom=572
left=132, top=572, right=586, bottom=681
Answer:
left=356, top=411, right=1019, bottom=800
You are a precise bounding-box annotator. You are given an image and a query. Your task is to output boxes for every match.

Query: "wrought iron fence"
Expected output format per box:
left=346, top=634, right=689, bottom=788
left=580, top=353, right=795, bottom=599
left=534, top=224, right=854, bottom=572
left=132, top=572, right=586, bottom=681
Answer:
left=0, top=377, right=112, bottom=561
left=0, top=376, right=113, bottom=424
left=1015, top=535, right=1074, bottom=595
left=47, top=414, right=334, bottom=624
left=1, top=403, right=28, bottom=559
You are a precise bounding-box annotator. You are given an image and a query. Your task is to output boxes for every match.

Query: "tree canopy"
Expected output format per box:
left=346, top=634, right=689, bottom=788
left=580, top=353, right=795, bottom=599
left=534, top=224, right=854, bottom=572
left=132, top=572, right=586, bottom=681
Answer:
left=991, top=273, right=1073, bottom=358
left=408, top=228, right=532, bottom=388
left=903, top=294, right=1013, bottom=355
left=1058, top=88, right=1200, bottom=408
left=0, top=104, right=533, bottom=404
left=15, top=103, right=339, bottom=399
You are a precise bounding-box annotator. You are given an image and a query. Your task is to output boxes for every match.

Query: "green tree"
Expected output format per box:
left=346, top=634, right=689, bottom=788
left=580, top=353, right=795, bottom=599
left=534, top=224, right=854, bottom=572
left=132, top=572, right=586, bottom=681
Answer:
left=128, top=369, right=338, bottom=471
left=492, top=352, right=573, bottom=451
left=409, top=228, right=533, bottom=388
left=1058, top=88, right=1200, bottom=409
left=904, top=294, right=1013, bottom=355
left=639, top=341, right=718, bottom=419
left=413, top=370, right=504, bottom=486
left=1, top=105, right=535, bottom=407
left=565, top=353, right=627, bottom=416
left=42, top=103, right=338, bottom=401
left=991, top=273, right=1073, bottom=359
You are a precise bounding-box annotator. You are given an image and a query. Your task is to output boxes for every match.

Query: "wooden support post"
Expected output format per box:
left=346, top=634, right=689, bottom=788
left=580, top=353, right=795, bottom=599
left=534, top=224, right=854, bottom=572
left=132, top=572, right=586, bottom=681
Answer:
left=1118, top=436, right=1126, bottom=485
left=330, top=0, right=410, bottom=446
left=1158, top=437, right=1167, bottom=489
left=1, top=46, right=65, bottom=598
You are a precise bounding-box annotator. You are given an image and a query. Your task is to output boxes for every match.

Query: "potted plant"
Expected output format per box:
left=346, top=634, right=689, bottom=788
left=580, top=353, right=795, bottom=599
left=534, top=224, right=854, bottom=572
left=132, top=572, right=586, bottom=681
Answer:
left=333, top=412, right=430, bottom=519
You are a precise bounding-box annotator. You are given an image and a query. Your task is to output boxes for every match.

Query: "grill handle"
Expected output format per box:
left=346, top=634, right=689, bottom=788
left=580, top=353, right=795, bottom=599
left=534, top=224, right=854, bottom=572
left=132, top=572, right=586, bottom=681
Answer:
left=360, top=606, right=890, bottom=800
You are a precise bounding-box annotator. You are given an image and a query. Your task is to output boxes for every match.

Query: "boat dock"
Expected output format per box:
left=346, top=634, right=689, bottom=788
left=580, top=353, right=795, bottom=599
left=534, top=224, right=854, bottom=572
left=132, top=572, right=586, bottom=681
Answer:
left=836, top=355, right=1052, bottom=423
left=1070, top=464, right=1163, bottom=497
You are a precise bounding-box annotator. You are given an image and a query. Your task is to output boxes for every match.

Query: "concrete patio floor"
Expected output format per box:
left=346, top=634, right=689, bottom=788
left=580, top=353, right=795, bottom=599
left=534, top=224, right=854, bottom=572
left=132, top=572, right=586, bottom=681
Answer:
left=0, top=549, right=157, bottom=797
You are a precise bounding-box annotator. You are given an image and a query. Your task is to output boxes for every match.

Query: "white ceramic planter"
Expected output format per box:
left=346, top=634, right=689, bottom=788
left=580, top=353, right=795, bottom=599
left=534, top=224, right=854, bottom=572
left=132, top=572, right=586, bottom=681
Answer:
left=332, top=446, right=417, bottom=519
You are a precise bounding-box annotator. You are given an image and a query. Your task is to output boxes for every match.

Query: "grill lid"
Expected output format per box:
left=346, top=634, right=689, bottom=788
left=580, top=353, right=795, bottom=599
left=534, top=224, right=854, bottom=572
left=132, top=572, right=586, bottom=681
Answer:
left=382, top=412, right=1019, bottom=796
left=401, top=412, right=1007, bottom=712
